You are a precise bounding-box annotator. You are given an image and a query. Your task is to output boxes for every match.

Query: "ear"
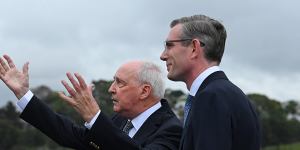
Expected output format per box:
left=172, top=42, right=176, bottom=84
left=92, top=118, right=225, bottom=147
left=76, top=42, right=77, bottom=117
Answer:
left=139, top=84, right=151, bottom=100
left=190, top=39, right=203, bottom=59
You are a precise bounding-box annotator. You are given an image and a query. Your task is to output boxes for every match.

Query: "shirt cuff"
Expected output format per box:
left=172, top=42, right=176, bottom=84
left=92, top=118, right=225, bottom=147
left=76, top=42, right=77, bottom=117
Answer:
left=84, top=110, right=101, bottom=130
left=16, top=90, right=33, bottom=112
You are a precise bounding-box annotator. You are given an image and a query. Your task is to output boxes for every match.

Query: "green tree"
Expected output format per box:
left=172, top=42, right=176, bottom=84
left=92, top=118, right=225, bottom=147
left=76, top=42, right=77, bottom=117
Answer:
left=284, top=100, right=299, bottom=119
left=92, top=80, right=114, bottom=116
left=248, top=94, right=289, bottom=146
left=248, top=94, right=300, bottom=147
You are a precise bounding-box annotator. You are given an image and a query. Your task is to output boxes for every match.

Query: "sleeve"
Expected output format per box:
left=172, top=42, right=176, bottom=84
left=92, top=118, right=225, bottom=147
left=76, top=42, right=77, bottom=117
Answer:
left=85, top=112, right=140, bottom=150
left=84, top=110, right=101, bottom=129
left=16, top=90, right=33, bottom=112
left=142, top=118, right=182, bottom=150
left=85, top=111, right=182, bottom=150
left=19, top=96, right=89, bottom=150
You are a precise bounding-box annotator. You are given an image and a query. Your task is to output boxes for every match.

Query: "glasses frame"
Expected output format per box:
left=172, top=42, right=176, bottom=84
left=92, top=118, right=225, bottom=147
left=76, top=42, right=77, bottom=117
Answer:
left=164, top=38, right=205, bottom=48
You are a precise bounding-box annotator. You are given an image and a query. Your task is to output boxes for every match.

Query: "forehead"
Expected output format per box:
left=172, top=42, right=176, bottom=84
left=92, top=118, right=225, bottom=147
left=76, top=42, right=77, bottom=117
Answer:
left=167, top=24, right=183, bottom=40
left=114, top=62, right=140, bottom=81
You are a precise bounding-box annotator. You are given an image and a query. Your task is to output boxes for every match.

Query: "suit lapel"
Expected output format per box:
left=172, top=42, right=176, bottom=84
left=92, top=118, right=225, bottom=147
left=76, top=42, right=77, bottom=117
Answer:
left=112, top=100, right=173, bottom=144
left=188, top=71, right=228, bottom=125
left=132, top=116, right=159, bottom=142
left=112, top=114, right=128, bottom=131
left=198, top=71, right=228, bottom=92
left=133, top=99, right=171, bottom=143
left=179, top=71, right=228, bottom=149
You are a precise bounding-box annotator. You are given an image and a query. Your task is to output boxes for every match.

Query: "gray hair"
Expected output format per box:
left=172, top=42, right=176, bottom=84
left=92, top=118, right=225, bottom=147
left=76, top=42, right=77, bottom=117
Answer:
left=170, top=15, right=227, bottom=64
left=137, top=62, right=165, bottom=99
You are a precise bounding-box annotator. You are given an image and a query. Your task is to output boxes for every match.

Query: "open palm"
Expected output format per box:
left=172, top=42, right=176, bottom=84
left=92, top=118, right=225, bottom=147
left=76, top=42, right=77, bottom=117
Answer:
left=0, top=55, right=29, bottom=99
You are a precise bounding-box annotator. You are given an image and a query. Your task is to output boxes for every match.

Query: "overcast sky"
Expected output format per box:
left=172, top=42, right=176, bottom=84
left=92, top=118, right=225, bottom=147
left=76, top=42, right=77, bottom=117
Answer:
left=1, top=0, right=300, bottom=106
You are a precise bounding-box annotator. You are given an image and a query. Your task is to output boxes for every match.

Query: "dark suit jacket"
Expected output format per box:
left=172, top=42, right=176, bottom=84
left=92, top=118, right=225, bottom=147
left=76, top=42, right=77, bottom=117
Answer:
left=180, top=71, right=261, bottom=150
left=20, top=97, right=182, bottom=150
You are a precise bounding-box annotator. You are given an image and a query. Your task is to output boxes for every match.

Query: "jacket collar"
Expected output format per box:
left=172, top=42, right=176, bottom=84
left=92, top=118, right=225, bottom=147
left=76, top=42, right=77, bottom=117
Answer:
left=132, top=99, right=173, bottom=142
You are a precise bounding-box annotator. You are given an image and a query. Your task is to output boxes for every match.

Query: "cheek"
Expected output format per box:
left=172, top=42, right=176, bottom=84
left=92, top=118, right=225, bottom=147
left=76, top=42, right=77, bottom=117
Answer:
left=114, top=86, right=140, bottom=106
left=115, top=91, right=135, bottom=106
left=172, top=50, right=185, bottom=63
left=177, top=50, right=189, bottom=65
left=172, top=56, right=184, bottom=70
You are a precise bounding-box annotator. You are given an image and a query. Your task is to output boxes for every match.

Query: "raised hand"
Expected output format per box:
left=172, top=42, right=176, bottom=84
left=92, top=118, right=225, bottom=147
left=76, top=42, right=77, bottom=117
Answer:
left=59, top=72, right=100, bottom=122
left=0, top=55, right=29, bottom=99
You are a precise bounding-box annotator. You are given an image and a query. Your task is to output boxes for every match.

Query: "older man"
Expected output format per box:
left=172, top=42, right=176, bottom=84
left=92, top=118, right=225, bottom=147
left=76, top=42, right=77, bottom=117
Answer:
left=0, top=54, right=182, bottom=150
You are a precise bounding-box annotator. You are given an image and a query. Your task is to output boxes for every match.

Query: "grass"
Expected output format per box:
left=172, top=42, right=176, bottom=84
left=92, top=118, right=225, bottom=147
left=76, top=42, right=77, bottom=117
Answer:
left=263, top=142, right=300, bottom=150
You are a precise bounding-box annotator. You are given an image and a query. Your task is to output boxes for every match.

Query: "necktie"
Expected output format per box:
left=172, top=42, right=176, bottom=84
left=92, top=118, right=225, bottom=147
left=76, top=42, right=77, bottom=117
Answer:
left=123, top=120, right=134, bottom=135
left=184, top=95, right=193, bottom=125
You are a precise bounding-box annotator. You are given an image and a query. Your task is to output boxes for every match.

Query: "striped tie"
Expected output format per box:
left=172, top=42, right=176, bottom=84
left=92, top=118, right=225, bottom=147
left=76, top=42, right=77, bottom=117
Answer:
left=123, top=120, right=133, bottom=135
left=184, top=95, right=193, bottom=125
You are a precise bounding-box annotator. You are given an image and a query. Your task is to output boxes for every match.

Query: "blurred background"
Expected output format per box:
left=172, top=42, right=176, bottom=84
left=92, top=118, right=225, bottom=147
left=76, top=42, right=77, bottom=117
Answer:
left=1, top=0, right=300, bottom=149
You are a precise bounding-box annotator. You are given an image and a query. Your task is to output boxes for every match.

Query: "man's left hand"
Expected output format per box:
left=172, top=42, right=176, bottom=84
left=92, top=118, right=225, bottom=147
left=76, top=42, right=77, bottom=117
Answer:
left=59, top=72, right=100, bottom=123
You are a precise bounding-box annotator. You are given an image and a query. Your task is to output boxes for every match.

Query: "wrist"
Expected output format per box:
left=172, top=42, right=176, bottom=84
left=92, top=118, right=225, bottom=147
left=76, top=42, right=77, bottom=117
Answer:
left=85, top=108, right=100, bottom=123
left=15, top=88, right=29, bottom=100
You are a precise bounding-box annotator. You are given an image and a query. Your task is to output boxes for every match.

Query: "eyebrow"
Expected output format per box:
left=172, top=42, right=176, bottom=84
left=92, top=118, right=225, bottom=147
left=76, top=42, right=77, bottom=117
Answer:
left=113, top=76, right=127, bottom=84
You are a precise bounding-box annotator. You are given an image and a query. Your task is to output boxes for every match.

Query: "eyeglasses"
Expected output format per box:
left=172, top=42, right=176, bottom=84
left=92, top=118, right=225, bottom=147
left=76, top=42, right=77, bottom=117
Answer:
left=165, top=39, right=192, bottom=47
left=164, top=39, right=205, bottom=48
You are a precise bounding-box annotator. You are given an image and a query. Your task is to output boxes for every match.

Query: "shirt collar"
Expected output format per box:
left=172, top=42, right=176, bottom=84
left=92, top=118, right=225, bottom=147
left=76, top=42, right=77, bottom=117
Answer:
left=189, top=66, right=221, bottom=96
left=130, top=101, right=161, bottom=132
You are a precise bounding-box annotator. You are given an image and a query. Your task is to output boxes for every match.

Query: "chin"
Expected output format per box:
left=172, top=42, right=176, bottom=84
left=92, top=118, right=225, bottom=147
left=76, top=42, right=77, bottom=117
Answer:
left=167, top=73, right=177, bottom=81
left=167, top=72, right=173, bottom=79
left=168, top=75, right=183, bottom=82
left=113, top=107, right=119, bottom=113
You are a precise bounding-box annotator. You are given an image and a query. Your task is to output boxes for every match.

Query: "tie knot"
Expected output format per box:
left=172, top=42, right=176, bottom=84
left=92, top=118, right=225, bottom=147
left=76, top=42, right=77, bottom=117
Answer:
left=123, top=120, right=134, bottom=135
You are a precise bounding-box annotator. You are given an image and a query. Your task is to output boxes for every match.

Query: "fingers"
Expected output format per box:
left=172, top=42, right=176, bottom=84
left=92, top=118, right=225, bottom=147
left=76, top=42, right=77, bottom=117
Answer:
left=66, top=73, right=81, bottom=93
left=0, top=64, right=5, bottom=77
left=3, top=55, right=16, bottom=68
left=88, top=84, right=95, bottom=93
left=0, top=57, right=9, bottom=72
left=62, top=72, right=89, bottom=97
left=23, top=62, right=29, bottom=75
left=61, top=80, right=77, bottom=98
left=91, top=84, right=95, bottom=90
left=0, top=55, right=29, bottom=78
left=58, top=91, right=76, bottom=106
left=74, top=73, right=87, bottom=89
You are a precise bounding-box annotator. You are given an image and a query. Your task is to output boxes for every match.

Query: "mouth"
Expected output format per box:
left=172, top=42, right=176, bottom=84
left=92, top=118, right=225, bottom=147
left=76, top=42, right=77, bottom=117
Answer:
left=111, top=97, right=118, bottom=104
left=166, top=63, right=171, bottom=71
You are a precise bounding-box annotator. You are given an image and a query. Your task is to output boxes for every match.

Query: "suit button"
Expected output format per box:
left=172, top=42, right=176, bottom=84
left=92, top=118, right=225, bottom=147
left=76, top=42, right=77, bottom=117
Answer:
left=89, top=141, right=100, bottom=149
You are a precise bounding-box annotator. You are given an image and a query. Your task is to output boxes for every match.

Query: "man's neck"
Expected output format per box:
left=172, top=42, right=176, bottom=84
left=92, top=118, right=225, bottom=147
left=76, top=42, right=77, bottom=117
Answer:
left=128, top=98, right=160, bottom=120
left=185, top=61, right=218, bottom=90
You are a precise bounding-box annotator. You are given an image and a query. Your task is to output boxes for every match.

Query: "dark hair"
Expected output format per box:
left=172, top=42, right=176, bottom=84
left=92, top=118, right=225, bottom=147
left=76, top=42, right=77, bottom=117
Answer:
left=171, top=15, right=227, bottom=64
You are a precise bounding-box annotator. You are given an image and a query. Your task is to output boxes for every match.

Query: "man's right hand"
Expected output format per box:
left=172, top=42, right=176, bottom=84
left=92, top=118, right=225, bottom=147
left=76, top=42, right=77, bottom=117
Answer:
left=0, top=55, right=29, bottom=99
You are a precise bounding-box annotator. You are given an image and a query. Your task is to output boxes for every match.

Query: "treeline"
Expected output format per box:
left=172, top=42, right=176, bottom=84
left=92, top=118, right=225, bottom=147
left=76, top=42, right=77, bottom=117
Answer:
left=249, top=94, right=300, bottom=147
left=0, top=80, right=300, bottom=149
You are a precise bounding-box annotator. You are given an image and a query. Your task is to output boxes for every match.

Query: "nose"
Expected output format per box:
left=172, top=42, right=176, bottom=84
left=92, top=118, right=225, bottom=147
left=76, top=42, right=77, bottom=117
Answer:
left=108, top=82, right=115, bottom=94
left=160, top=50, right=167, bottom=61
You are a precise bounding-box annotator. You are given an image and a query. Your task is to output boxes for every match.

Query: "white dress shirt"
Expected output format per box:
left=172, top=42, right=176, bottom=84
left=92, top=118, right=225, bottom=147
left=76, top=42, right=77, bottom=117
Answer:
left=126, top=102, right=161, bottom=138
left=189, top=66, right=221, bottom=96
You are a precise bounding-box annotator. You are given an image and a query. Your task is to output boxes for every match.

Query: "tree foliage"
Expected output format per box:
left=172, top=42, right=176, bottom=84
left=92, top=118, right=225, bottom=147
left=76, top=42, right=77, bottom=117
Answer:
left=1, top=80, right=300, bottom=149
left=248, top=94, right=300, bottom=147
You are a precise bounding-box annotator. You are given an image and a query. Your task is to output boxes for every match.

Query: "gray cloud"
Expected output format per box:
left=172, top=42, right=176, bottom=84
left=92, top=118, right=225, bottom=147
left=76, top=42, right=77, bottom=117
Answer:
left=1, top=0, right=300, bottom=106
